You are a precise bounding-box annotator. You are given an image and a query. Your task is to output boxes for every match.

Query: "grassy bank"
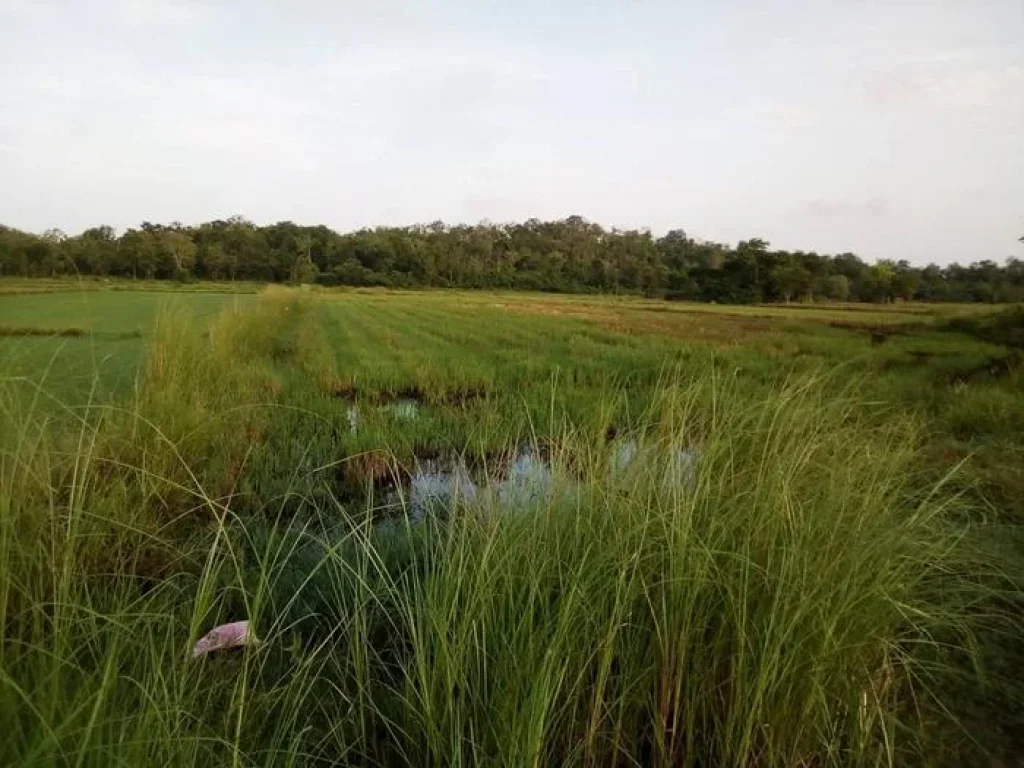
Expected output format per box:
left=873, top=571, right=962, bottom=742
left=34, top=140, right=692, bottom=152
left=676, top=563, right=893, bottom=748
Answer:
left=0, top=285, right=1021, bottom=765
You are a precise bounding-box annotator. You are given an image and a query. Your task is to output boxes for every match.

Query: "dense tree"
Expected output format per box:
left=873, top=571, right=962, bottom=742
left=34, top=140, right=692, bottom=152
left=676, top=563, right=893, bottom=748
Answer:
left=159, top=229, right=197, bottom=277
left=825, top=274, right=850, bottom=301
left=769, top=259, right=812, bottom=303
left=0, top=217, right=1021, bottom=304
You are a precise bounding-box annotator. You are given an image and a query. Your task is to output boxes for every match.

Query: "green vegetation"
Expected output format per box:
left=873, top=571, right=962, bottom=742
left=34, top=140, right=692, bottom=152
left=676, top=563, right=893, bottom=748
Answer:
left=0, top=289, right=252, bottom=405
left=3, top=217, right=1024, bottom=302
left=1, top=281, right=1021, bottom=765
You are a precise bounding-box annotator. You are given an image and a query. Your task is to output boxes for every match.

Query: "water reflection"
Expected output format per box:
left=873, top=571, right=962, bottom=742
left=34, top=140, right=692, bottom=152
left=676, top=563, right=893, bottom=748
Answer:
left=613, top=440, right=699, bottom=485
left=344, top=400, right=419, bottom=438
left=386, top=441, right=699, bottom=522
left=403, top=458, right=477, bottom=520
left=391, top=400, right=419, bottom=420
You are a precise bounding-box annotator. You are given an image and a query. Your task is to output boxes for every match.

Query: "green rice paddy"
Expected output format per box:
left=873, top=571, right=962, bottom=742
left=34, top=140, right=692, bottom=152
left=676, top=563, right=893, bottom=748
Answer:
left=0, top=281, right=1021, bottom=766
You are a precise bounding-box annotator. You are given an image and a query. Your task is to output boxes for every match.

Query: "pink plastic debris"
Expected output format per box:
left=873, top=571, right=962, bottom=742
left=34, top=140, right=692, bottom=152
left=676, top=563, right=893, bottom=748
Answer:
left=192, top=620, right=253, bottom=658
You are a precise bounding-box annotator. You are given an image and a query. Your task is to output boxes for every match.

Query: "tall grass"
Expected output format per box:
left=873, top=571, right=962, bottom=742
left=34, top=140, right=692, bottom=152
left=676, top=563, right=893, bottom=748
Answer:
left=384, top=381, right=968, bottom=766
left=0, top=289, right=999, bottom=765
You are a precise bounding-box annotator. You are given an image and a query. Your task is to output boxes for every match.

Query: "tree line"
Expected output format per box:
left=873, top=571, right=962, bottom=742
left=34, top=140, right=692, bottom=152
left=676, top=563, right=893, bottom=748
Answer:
left=2, top=216, right=1022, bottom=303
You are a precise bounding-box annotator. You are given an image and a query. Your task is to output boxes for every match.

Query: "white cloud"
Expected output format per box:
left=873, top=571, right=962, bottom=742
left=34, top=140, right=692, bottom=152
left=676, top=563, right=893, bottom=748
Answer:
left=108, top=0, right=211, bottom=26
left=863, top=61, right=1024, bottom=112
left=804, top=199, right=891, bottom=220
left=1, top=0, right=1022, bottom=264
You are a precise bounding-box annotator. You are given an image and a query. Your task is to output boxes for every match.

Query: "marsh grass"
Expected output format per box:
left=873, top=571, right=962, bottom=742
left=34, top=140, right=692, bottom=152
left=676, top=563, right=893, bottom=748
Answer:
left=0, top=288, right=1018, bottom=765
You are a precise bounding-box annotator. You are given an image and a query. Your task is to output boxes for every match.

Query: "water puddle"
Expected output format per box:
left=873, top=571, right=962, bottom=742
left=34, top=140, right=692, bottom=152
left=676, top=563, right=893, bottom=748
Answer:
left=342, top=400, right=419, bottom=437
left=390, top=399, right=419, bottom=420
left=393, top=458, right=478, bottom=521
left=497, top=449, right=553, bottom=507
left=386, top=448, right=555, bottom=521
left=613, top=441, right=699, bottom=485
left=383, top=441, right=699, bottom=522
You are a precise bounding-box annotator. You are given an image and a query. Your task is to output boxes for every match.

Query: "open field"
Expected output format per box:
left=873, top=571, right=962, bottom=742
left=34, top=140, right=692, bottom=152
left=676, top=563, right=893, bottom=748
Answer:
left=1, top=281, right=1022, bottom=766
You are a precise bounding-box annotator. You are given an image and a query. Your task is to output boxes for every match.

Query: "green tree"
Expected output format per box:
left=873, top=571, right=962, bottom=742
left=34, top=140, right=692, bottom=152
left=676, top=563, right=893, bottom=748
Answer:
left=3, top=214, right=1023, bottom=305
left=159, top=230, right=197, bottom=277
left=769, top=260, right=812, bottom=303
left=825, top=274, right=850, bottom=301
left=859, top=262, right=895, bottom=303
left=119, top=228, right=159, bottom=279
left=891, top=261, right=920, bottom=301
left=291, top=234, right=318, bottom=283
left=76, top=225, right=117, bottom=275
left=203, top=242, right=236, bottom=280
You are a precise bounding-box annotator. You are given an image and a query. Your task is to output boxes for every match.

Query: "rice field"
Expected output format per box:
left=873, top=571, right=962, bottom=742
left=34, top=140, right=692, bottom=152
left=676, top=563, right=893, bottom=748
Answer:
left=0, top=281, right=1021, bottom=766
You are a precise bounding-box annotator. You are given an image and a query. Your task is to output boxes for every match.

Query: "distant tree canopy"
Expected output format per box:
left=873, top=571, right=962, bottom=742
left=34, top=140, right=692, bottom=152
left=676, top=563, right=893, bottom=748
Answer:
left=2, top=216, right=1023, bottom=303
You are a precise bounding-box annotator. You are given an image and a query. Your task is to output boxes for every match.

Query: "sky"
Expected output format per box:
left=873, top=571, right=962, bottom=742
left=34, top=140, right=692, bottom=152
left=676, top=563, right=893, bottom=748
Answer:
left=1, top=0, right=1022, bottom=265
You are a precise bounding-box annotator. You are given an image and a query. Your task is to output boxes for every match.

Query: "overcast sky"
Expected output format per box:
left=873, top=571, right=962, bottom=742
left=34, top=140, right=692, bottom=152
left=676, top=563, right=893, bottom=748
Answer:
left=1, top=1, right=1022, bottom=265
